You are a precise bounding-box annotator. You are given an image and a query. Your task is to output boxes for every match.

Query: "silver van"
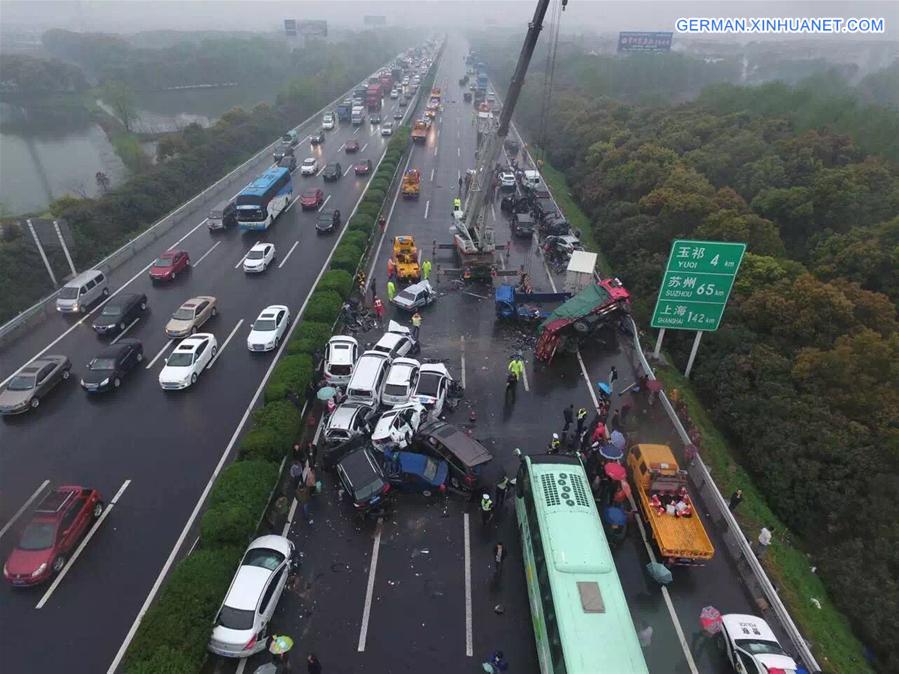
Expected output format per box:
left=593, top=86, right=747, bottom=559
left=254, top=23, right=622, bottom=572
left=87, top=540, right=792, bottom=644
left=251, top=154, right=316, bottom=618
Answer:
left=208, top=199, right=237, bottom=231
left=345, top=351, right=391, bottom=407
left=56, top=269, right=108, bottom=313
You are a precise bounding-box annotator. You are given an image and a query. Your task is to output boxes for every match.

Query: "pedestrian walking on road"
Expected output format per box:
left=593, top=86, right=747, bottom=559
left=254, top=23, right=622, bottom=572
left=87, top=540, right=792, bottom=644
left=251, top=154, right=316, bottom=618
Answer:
left=494, top=475, right=509, bottom=510
left=290, top=460, right=304, bottom=490
left=609, top=409, right=621, bottom=432
left=387, top=279, right=397, bottom=302
left=575, top=407, right=588, bottom=437
left=756, top=526, right=774, bottom=558
left=355, top=271, right=366, bottom=293
left=386, top=257, right=397, bottom=281
left=411, top=311, right=422, bottom=341
left=480, top=492, right=495, bottom=526
left=372, top=296, right=385, bottom=326
left=378, top=215, right=387, bottom=235
left=493, top=542, right=507, bottom=581
left=507, top=355, right=524, bottom=382
left=306, top=653, right=322, bottom=674
left=608, top=366, right=619, bottom=394
left=505, top=371, right=517, bottom=403
left=422, top=258, right=432, bottom=281
left=562, top=404, right=574, bottom=432
left=729, top=489, right=744, bottom=512
left=295, top=483, right=312, bottom=525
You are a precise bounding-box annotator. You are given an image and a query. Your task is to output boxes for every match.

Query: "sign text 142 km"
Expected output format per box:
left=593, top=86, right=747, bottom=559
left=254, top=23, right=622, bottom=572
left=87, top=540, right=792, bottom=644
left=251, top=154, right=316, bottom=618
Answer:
left=650, top=240, right=746, bottom=332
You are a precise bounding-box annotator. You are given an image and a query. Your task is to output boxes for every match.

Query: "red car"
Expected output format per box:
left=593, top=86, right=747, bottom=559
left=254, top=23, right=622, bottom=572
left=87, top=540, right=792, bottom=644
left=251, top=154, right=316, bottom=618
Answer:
left=4, top=486, right=104, bottom=587
left=345, top=140, right=360, bottom=154
left=300, top=189, right=325, bottom=210
left=354, top=159, right=373, bottom=176
left=149, top=249, right=190, bottom=282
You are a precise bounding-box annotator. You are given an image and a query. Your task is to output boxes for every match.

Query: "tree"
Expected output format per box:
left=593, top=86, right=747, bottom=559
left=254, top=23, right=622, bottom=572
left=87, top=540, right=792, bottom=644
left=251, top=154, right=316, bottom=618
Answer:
left=103, top=80, right=137, bottom=132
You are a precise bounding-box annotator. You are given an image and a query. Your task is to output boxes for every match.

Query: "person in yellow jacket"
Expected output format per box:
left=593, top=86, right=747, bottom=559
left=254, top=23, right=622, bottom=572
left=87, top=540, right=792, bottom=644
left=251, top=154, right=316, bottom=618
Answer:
left=422, top=258, right=432, bottom=281
left=387, top=280, right=397, bottom=302
left=507, top=356, right=524, bottom=381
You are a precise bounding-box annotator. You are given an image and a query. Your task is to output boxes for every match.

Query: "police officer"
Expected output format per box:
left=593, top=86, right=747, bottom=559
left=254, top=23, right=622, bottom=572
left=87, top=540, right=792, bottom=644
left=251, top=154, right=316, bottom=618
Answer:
left=549, top=433, right=561, bottom=454
left=480, top=492, right=495, bottom=526
left=576, top=407, right=588, bottom=438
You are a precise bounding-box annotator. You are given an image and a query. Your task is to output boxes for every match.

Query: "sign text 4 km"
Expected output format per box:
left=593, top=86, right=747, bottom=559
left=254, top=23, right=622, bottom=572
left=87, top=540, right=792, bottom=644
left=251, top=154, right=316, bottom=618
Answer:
left=651, top=240, right=746, bottom=332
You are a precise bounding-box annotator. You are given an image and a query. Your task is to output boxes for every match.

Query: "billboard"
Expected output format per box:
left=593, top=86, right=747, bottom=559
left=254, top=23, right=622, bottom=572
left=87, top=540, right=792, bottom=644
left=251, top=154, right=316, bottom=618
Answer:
left=617, top=31, right=673, bottom=53
left=284, top=19, right=296, bottom=37
left=363, top=15, right=386, bottom=26
left=298, top=20, right=328, bottom=37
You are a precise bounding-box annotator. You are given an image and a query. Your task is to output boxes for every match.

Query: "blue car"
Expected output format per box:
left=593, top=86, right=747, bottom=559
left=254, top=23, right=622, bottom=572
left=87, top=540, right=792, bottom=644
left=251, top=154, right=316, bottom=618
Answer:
left=383, top=451, right=448, bottom=494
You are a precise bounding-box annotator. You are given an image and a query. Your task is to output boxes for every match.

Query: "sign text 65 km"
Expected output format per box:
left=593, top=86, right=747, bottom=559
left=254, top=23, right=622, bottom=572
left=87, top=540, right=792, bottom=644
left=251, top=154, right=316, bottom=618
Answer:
left=650, top=240, right=746, bottom=332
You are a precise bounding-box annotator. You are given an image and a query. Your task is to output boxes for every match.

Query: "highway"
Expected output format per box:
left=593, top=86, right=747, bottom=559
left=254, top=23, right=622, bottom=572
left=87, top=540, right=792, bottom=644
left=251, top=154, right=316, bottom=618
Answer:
left=0, top=55, right=424, bottom=674
left=223, top=37, right=759, bottom=674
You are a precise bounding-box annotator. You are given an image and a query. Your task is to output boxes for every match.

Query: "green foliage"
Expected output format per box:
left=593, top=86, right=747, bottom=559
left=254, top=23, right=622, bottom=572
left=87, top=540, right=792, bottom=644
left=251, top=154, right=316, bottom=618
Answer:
left=303, top=289, right=343, bottom=323
left=369, top=177, right=390, bottom=193
left=111, top=133, right=151, bottom=173
left=342, top=230, right=369, bottom=251
left=316, top=269, right=354, bottom=299
left=201, top=461, right=278, bottom=546
left=363, top=189, right=386, bottom=204
left=329, top=245, right=363, bottom=274
left=349, top=214, right=374, bottom=233
left=288, top=321, right=334, bottom=356
left=0, top=54, right=87, bottom=93
left=102, top=80, right=137, bottom=131
left=263, top=354, right=313, bottom=406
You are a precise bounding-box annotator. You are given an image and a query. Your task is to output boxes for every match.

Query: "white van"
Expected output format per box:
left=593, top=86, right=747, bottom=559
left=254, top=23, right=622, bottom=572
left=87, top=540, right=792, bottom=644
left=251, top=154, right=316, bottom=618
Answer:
left=345, top=351, right=391, bottom=407
left=56, top=269, right=109, bottom=313
left=522, top=170, right=542, bottom=190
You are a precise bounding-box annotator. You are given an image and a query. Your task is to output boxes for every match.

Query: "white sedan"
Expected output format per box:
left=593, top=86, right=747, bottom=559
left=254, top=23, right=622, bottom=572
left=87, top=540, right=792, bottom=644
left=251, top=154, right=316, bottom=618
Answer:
left=247, top=305, right=290, bottom=352
left=719, top=614, right=799, bottom=674
left=382, top=357, right=420, bottom=406
left=158, top=333, right=217, bottom=390
left=371, top=402, right=426, bottom=452
left=300, top=157, right=318, bottom=176
left=243, top=242, right=275, bottom=273
left=412, top=362, right=453, bottom=418
left=499, top=172, right=517, bottom=189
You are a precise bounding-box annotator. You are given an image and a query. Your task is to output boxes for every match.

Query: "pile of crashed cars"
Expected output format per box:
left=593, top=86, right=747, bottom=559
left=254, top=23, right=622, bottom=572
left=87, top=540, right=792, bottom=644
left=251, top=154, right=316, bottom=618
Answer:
left=318, top=321, right=494, bottom=515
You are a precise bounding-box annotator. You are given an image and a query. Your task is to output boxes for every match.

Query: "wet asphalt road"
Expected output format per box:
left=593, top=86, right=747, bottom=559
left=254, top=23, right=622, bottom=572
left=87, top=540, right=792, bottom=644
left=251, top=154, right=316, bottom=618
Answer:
left=0, top=56, right=426, bottom=673
left=225, top=38, right=757, bottom=674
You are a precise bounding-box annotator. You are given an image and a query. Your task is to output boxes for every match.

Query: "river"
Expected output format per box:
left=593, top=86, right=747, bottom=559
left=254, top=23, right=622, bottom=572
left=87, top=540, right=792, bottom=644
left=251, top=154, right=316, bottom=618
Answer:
left=0, top=81, right=278, bottom=217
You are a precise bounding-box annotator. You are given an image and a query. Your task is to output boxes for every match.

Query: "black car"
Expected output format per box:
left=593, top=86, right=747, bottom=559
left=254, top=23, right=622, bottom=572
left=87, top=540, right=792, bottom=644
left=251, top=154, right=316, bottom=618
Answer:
left=414, top=420, right=493, bottom=491
left=91, top=293, right=147, bottom=336
left=394, top=111, right=404, bottom=120
left=322, top=162, right=342, bottom=182
left=80, top=340, right=143, bottom=392
left=511, top=212, right=536, bottom=238
left=273, top=143, right=294, bottom=162
left=370, top=113, right=381, bottom=124
left=278, top=154, right=297, bottom=172
left=541, top=213, right=572, bottom=236
left=316, top=209, right=341, bottom=233
left=336, top=447, right=391, bottom=511
left=310, top=130, right=325, bottom=145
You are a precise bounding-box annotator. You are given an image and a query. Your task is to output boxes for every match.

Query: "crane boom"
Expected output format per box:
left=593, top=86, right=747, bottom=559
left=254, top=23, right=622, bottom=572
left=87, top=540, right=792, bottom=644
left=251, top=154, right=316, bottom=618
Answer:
left=455, top=0, right=565, bottom=261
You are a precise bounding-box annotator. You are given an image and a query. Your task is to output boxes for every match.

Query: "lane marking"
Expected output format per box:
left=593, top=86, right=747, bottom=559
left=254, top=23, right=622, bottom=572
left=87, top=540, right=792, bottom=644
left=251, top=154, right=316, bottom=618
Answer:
left=424, top=200, right=430, bottom=219
left=434, top=144, right=439, bottom=157
left=360, top=143, right=368, bottom=153
left=36, top=479, right=131, bottom=609
left=145, top=339, right=173, bottom=370
left=343, top=164, right=354, bottom=177
left=460, top=336, right=466, bottom=390
left=354, top=127, right=360, bottom=135
left=192, top=241, right=221, bottom=268
left=187, top=535, right=200, bottom=556
left=356, top=518, right=383, bottom=652
left=278, top=241, right=300, bottom=269
left=207, top=319, right=243, bottom=369
left=110, top=318, right=140, bottom=345
left=430, top=167, right=435, bottom=182
left=236, top=657, right=247, bottom=674
left=0, top=480, right=50, bottom=541
left=491, top=203, right=497, bottom=222
left=520, top=356, right=530, bottom=392
left=316, top=165, right=326, bottom=177
left=457, top=169, right=461, bottom=181
left=318, top=194, right=332, bottom=212
left=337, top=142, right=346, bottom=152
left=283, top=194, right=300, bottom=213
left=464, top=512, right=473, bottom=657
left=457, top=147, right=461, bottom=157
left=234, top=243, right=258, bottom=269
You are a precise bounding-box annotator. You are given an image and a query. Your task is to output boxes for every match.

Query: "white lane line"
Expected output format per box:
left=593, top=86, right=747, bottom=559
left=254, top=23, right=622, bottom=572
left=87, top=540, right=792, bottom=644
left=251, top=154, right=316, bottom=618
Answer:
left=234, top=243, right=257, bottom=269
left=338, top=142, right=346, bottom=152
left=458, top=169, right=461, bottom=181
left=207, top=319, right=243, bottom=369
left=463, top=512, right=473, bottom=657
left=318, top=194, right=332, bottom=212
left=491, top=203, right=497, bottom=222
left=36, top=479, right=131, bottom=609
left=0, top=216, right=211, bottom=388
left=520, top=357, right=530, bottom=392
left=424, top=200, right=430, bottom=219
left=460, top=336, right=466, bottom=390
left=110, top=318, right=140, bottom=345
left=360, top=143, right=368, bottom=153
left=192, top=241, right=221, bottom=268
left=145, top=339, right=173, bottom=370
left=236, top=658, right=248, bottom=674
left=457, top=147, right=461, bottom=157
left=354, top=127, right=360, bottom=135
left=343, top=164, right=354, bottom=176
left=430, top=167, right=436, bottom=182
left=169, top=218, right=208, bottom=247
left=316, top=165, right=326, bottom=177
left=0, top=480, right=50, bottom=541
left=434, top=144, right=439, bottom=157
left=357, top=518, right=384, bottom=652
left=283, top=194, right=301, bottom=213
left=187, top=535, right=200, bottom=556
left=278, top=241, right=300, bottom=269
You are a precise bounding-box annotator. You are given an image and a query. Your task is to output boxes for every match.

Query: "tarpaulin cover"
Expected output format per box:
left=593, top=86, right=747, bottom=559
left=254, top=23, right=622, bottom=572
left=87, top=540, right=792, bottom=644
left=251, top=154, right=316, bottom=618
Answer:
left=539, top=283, right=613, bottom=333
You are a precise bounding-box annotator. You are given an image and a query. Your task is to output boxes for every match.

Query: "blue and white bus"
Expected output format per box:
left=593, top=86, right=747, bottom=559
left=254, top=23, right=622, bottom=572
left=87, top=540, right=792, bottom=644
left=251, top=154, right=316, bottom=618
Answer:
left=236, top=167, right=293, bottom=231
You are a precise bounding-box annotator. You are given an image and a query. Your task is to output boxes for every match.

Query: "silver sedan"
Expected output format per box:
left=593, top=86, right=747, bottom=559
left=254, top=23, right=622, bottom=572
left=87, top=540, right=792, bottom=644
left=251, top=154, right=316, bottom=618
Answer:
left=0, top=355, right=72, bottom=415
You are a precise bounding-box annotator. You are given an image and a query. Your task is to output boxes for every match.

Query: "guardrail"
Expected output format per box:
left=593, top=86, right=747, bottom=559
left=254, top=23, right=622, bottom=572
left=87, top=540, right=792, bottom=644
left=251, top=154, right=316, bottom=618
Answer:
left=0, top=62, right=400, bottom=350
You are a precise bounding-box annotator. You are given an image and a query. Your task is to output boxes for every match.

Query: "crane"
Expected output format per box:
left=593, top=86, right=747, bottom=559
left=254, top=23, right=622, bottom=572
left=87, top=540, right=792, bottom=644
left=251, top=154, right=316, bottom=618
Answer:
left=451, top=0, right=567, bottom=279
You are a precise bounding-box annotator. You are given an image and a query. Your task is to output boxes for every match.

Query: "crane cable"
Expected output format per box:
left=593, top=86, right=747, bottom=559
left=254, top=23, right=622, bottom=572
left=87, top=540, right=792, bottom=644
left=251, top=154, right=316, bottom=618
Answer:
left=536, top=0, right=565, bottom=164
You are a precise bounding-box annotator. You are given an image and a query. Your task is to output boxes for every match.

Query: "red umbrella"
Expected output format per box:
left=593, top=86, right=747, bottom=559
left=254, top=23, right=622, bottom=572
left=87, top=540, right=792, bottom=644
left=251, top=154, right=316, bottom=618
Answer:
left=699, top=606, right=722, bottom=635
left=646, top=379, right=663, bottom=393
left=604, top=463, right=626, bottom=480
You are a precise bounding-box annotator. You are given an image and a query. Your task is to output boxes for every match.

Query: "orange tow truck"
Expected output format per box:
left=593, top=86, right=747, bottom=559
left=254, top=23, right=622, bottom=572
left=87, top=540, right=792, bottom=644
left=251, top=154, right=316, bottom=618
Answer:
left=401, top=169, right=421, bottom=199
left=393, top=236, right=421, bottom=282
left=411, top=120, right=429, bottom=143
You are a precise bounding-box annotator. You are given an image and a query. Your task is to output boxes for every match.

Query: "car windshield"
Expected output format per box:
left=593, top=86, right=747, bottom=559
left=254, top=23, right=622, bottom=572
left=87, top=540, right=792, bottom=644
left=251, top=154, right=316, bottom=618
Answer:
left=422, top=458, right=439, bottom=482
left=242, top=547, right=285, bottom=571
left=303, top=192, right=318, bottom=199
left=172, top=307, right=195, bottom=320
left=736, top=639, right=788, bottom=656
left=101, top=304, right=122, bottom=316
left=217, top=606, right=255, bottom=631
left=166, top=352, right=194, bottom=367
left=89, top=358, right=116, bottom=370
left=416, top=373, right=441, bottom=396
left=354, top=475, right=385, bottom=502
left=254, top=318, right=277, bottom=331
left=397, top=290, right=415, bottom=302
left=6, top=375, right=36, bottom=391
left=58, top=286, right=79, bottom=299
left=18, top=520, right=56, bottom=550
left=303, top=160, right=315, bottom=166
left=154, top=257, right=173, bottom=267
left=209, top=209, right=223, bottom=219
left=247, top=250, right=265, bottom=260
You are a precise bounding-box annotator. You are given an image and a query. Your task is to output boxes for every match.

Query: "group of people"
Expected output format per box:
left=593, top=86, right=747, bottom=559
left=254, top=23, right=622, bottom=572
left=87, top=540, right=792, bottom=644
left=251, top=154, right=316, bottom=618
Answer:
left=649, top=487, right=694, bottom=518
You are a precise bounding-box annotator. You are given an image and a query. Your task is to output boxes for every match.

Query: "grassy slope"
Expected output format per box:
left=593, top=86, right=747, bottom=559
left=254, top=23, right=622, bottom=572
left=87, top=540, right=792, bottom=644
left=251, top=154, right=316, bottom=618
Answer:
left=541, top=159, right=872, bottom=674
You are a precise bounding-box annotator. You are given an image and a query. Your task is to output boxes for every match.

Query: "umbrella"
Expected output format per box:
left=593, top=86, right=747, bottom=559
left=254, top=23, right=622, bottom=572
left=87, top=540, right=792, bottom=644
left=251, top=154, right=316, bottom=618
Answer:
left=596, top=382, right=611, bottom=396
left=253, top=665, right=278, bottom=674
left=599, top=443, right=624, bottom=461
left=316, top=386, right=337, bottom=401
left=604, top=463, right=626, bottom=480
left=610, top=430, right=626, bottom=450
left=268, top=635, right=294, bottom=655
left=646, top=561, right=673, bottom=585
left=602, top=506, right=627, bottom=527
left=700, top=606, right=722, bottom=635
left=646, top=379, right=663, bottom=393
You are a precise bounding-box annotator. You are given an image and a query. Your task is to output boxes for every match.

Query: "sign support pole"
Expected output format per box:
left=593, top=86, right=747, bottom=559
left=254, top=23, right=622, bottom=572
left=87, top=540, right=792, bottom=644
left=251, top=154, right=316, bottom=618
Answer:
left=26, top=219, right=57, bottom=287
left=54, top=220, right=77, bottom=278
left=684, top=331, right=703, bottom=379
left=653, top=329, right=665, bottom=359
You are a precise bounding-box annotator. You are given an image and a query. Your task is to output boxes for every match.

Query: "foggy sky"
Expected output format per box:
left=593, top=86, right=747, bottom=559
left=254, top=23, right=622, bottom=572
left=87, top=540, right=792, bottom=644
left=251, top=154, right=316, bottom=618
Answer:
left=2, top=0, right=897, bottom=37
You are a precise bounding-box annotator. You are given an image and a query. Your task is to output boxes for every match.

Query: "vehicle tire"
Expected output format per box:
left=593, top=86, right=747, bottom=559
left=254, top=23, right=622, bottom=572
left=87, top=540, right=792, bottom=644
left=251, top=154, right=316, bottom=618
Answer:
left=30, top=397, right=40, bottom=409
left=52, top=555, right=67, bottom=573
left=92, top=502, right=104, bottom=518
left=573, top=320, right=589, bottom=334
left=274, top=336, right=281, bottom=348
left=140, top=301, right=147, bottom=311
left=136, top=352, right=144, bottom=363
left=171, top=272, right=176, bottom=280
left=211, top=346, right=218, bottom=358
left=61, top=369, right=70, bottom=380
left=113, top=377, right=121, bottom=389
left=211, top=307, right=218, bottom=317
left=190, top=373, right=198, bottom=385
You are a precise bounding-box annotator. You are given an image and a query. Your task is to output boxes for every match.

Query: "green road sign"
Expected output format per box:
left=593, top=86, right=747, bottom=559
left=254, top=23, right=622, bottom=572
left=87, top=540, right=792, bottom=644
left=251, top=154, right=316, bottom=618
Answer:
left=651, top=240, right=746, bottom=331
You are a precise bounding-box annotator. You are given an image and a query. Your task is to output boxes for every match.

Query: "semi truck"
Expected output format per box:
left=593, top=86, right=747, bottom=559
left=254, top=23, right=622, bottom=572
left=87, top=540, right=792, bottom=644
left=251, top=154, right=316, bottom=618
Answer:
left=351, top=105, right=365, bottom=125
left=627, top=444, right=715, bottom=566
left=495, top=285, right=571, bottom=322
left=336, top=100, right=353, bottom=123
left=367, top=84, right=382, bottom=111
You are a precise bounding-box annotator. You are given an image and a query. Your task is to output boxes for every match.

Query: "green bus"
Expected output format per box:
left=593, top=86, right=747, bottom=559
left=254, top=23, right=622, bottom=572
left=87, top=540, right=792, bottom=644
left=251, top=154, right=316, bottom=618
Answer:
left=514, top=452, right=649, bottom=674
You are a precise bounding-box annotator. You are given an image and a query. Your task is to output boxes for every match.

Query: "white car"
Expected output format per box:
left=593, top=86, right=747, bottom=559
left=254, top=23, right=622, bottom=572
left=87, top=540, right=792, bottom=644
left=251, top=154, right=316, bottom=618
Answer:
left=322, top=113, right=335, bottom=130
left=371, top=402, right=426, bottom=451
left=323, top=402, right=377, bottom=446
left=719, top=614, right=799, bottom=674
left=208, top=535, right=294, bottom=658
left=392, top=279, right=436, bottom=312
left=372, top=321, right=417, bottom=360
left=412, top=363, right=453, bottom=418
left=381, top=122, right=394, bottom=136
left=300, top=157, right=318, bottom=176
left=324, top=335, right=359, bottom=386
left=390, top=89, right=399, bottom=99
left=382, top=357, right=420, bottom=406
left=499, top=172, right=517, bottom=189
left=158, top=333, right=217, bottom=390
left=247, top=305, right=290, bottom=352
left=243, top=242, right=275, bottom=273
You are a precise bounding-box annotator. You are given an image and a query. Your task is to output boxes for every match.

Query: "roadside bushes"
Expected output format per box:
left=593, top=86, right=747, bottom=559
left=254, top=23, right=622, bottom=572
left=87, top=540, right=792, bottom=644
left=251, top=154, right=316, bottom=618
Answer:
left=329, top=244, right=364, bottom=274
left=348, top=214, right=375, bottom=235
left=316, top=269, right=353, bottom=299
left=341, top=230, right=369, bottom=252
left=303, top=289, right=343, bottom=323
left=263, top=353, right=314, bottom=405
left=200, top=461, right=280, bottom=546
left=288, top=321, right=334, bottom=356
